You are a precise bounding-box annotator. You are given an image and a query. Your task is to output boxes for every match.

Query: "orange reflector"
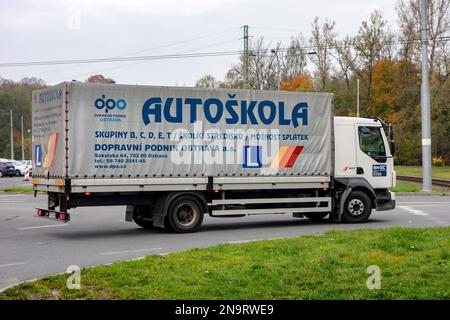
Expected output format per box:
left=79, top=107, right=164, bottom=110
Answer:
left=84, top=192, right=91, bottom=196
left=54, top=179, right=64, bottom=187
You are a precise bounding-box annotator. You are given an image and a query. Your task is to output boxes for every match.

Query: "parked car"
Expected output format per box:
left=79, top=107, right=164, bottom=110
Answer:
left=11, top=160, right=26, bottom=176
left=0, top=162, right=16, bottom=177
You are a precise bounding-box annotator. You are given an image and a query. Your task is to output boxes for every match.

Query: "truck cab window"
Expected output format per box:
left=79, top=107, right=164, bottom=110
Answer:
left=358, top=126, right=385, bottom=160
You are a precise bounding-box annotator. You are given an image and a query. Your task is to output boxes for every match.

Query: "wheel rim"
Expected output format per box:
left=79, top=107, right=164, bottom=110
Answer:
left=347, top=199, right=365, bottom=216
left=175, top=202, right=199, bottom=227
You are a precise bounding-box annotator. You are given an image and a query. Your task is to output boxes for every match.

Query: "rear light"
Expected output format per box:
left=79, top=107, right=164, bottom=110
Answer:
left=35, top=208, right=70, bottom=222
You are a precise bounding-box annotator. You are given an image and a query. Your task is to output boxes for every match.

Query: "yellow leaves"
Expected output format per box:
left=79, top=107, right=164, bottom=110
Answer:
left=280, top=75, right=314, bottom=92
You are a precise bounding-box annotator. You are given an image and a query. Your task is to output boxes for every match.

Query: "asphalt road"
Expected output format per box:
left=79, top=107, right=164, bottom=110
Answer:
left=0, top=193, right=449, bottom=291
left=0, top=177, right=31, bottom=190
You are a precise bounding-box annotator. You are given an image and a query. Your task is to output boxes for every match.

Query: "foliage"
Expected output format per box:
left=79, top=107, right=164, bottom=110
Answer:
left=195, top=74, right=218, bottom=88
left=0, top=77, right=46, bottom=159
left=432, top=156, right=445, bottom=166
left=280, top=75, right=314, bottom=92
left=86, top=74, right=115, bottom=84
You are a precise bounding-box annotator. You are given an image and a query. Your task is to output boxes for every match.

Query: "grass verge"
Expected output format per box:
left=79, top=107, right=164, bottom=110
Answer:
left=1, top=227, right=449, bottom=300
left=395, top=166, right=450, bottom=179
left=390, top=181, right=421, bottom=193
left=0, top=186, right=33, bottom=193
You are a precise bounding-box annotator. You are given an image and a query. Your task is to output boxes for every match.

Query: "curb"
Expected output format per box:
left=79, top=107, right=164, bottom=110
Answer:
left=396, top=192, right=449, bottom=196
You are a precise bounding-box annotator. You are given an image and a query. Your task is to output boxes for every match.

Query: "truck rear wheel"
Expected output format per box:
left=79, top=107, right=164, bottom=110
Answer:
left=342, top=190, right=372, bottom=223
left=304, top=213, right=329, bottom=221
left=166, top=195, right=204, bottom=233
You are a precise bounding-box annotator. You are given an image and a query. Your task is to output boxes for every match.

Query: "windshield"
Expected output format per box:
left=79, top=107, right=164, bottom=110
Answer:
left=358, top=126, right=386, bottom=160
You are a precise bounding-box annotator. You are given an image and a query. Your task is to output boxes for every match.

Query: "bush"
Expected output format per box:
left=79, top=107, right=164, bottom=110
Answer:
left=432, top=156, right=445, bottom=166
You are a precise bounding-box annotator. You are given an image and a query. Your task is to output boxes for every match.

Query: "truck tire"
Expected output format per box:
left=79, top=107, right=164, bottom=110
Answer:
left=304, top=213, right=329, bottom=221
left=166, top=195, right=204, bottom=233
left=342, top=190, right=372, bottom=223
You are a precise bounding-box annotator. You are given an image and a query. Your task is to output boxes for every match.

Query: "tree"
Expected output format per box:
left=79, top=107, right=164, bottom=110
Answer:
left=331, top=35, right=358, bottom=89
left=396, top=0, right=450, bottom=81
left=309, top=17, right=336, bottom=90
left=280, top=75, right=314, bottom=92
left=86, top=74, right=115, bottom=83
left=219, top=67, right=244, bottom=89
left=0, top=77, right=46, bottom=159
left=223, top=36, right=311, bottom=90
left=354, top=10, right=388, bottom=116
left=282, top=36, right=308, bottom=80
left=195, top=74, right=218, bottom=88
left=371, top=59, right=397, bottom=117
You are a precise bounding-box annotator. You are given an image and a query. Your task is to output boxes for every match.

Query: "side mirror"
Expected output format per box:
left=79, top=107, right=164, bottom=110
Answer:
left=390, top=140, right=396, bottom=156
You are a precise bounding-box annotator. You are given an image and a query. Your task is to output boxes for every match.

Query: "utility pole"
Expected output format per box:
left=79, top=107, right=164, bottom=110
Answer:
left=21, top=116, right=24, bottom=160
left=243, top=25, right=249, bottom=89
left=356, top=79, right=360, bottom=117
left=420, top=0, right=432, bottom=191
left=271, top=49, right=281, bottom=91
left=10, top=109, right=14, bottom=160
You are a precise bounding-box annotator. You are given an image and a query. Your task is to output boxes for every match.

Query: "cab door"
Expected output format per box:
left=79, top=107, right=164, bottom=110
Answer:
left=355, top=125, right=392, bottom=189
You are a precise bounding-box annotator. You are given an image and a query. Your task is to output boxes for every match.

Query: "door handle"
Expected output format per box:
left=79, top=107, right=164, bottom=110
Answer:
left=357, top=167, right=364, bottom=174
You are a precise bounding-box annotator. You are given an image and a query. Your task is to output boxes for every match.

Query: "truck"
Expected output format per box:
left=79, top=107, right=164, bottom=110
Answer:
left=31, top=82, right=396, bottom=233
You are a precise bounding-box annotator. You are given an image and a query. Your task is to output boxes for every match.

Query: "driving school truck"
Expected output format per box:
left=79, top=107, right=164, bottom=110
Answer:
left=31, top=82, right=396, bottom=233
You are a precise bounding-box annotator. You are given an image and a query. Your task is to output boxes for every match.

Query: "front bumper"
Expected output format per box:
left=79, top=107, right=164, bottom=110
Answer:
left=376, top=191, right=396, bottom=211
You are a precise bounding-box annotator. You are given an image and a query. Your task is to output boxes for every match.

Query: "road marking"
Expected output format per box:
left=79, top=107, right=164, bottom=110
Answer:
left=398, top=206, right=429, bottom=216
left=17, top=224, right=69, bottom=230
left=0, top=262, right=26, bottom=268
left=99, top=248, right=163, bottom=256
left=398, top=202, right=450, bottom=204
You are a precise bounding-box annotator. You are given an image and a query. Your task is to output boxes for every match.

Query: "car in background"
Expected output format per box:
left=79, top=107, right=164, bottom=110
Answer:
left=0, top=161, right=16, bottom=177
left=11, top=160, right=32, bottom=176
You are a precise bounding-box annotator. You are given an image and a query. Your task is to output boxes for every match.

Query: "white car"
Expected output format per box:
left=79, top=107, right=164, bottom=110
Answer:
left=11, top=160, right=31, bottom=176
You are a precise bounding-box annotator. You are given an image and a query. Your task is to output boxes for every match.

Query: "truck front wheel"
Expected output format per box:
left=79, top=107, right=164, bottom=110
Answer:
left=342, top=190, right=372, bottom=223
left=166, top=195, right=204, bottom=233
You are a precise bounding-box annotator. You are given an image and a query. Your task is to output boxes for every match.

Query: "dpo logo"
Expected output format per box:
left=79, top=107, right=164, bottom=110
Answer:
left=94, top=95, right=126, bottom=113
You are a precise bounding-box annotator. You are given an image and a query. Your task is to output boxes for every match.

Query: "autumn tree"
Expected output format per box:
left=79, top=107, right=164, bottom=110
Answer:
left=86, top=74, right=115, bottom=83
left=354, top=10, right=388, bottom=116
left=280, top=75, right=314, bottom=92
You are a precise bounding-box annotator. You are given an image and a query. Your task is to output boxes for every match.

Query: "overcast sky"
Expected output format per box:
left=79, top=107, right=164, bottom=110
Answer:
left=0, top=0, right=400, bottom=86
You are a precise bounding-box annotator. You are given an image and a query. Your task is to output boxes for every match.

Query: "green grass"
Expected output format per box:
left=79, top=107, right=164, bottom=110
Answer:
left=390, top=181, right=421, bottom=193
left=0, top=186, right=33, bottom=193
left=1, top=227, right=449, bottom=300
left=396, top=166, right=450, bottom=179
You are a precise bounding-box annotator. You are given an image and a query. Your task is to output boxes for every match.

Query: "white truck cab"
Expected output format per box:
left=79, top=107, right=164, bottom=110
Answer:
left=333, top=116, right=396, bottom=221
